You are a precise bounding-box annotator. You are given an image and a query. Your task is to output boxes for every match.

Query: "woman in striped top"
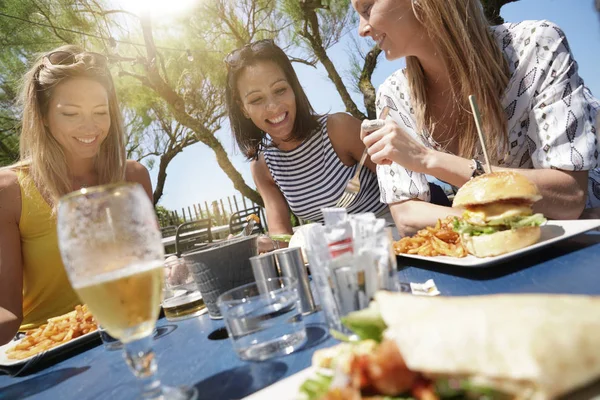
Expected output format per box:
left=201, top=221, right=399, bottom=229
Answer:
left=225, top=40, right=388, bottom=235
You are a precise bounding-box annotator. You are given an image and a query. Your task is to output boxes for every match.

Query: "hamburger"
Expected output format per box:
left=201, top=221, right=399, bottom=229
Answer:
left=452, top=171, right=546, bottom=257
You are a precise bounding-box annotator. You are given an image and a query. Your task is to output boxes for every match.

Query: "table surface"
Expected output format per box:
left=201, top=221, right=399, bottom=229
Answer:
left=161, top=225, right=231, bottom=246
left=2, top=232, right=600, bottom=400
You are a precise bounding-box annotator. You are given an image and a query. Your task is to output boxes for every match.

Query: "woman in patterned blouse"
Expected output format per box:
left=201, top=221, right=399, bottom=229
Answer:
left=351, top=0, right=600, bottom=235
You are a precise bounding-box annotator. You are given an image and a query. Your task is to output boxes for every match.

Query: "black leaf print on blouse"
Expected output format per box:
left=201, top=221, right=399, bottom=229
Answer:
left=526, top=135, right=537, bottom=154
left=399, top=112, right=413, bottom=129
left=505, top=99, right=517, bottom=120
left=409, top=180, right=419, bottom=197
left=562, top=82, right=573, bottom=107
left=565, top=110, right=578, bottom=143
left=571, top=147, right=584, bottom=171
left=383, top=95, right=398, bottom=111
left=591, top=176, right=600, bottom=201
left=518, top=67, right=537, bottom=96
left=502, top=32, right=513, bottom=50
left=552, top=26, right=570, bottom=53
left=520, top=116, right=530, bottom=132
left=405, top=168, right=413, bottom=178
left=519, top=150, right=531, bottom=167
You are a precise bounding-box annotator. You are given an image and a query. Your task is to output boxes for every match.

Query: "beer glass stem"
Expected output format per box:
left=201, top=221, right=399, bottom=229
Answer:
left=123, top=336, right=163, bottom=399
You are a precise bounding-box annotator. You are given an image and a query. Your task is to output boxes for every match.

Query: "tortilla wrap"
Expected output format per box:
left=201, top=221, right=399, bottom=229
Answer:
left=375, top=292, right=600, bottom=399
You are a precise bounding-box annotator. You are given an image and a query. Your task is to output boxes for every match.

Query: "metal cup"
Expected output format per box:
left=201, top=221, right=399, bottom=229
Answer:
left=273, top=247, right=319, bottom=315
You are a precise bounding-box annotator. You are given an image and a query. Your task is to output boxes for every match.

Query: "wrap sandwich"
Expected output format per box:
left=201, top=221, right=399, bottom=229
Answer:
left=302, top=292, right=600, bottom=400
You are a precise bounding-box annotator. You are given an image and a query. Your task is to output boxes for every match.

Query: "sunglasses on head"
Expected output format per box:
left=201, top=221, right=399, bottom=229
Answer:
left=223, top=39, right=276, bottom=66
left=44, top=51, right=109, bottom=68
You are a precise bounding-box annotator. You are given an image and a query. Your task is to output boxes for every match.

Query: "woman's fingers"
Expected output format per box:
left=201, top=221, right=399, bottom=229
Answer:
left=361, top=118, right=386, bottom=140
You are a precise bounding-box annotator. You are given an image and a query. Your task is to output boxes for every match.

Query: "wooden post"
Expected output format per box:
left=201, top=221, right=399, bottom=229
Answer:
left=233, top=196, right=239, bottom=212
left=181, top=208, right=187, bottom=222
left=211, top=201, right=221, bottom=225
left=220, top=199, right=226, bottom=224
left=198, top=204, right=204, bottom=219
left=174, top=210, right=180, bottom=224
left=261, top=207, right=268, bottom=232
left=205, top=201, right=211, bottom=222
left=242, top=196, right=248, bottom=210
left=193, top=204, right=199, bottom=219
left=227, top=196, right=233, bottom=214
left=188, top=206, right=193, bottom=221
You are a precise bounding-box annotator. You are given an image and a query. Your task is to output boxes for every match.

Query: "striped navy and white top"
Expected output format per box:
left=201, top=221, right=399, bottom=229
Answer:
left=262, top=114, right=387, bottom=223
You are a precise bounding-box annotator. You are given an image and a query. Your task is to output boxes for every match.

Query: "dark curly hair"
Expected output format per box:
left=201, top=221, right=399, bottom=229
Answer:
left=225, top=40, right=321, bottom=160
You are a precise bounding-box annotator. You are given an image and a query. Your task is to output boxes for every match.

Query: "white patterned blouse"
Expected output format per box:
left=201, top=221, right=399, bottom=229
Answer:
left=375, top=20, right=600, bottom=208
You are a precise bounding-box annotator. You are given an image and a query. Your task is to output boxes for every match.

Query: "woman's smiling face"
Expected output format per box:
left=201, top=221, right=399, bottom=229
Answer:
left=352, top=0, right=426, bottom=61
left=45, top=77, right=110, bottom=160
left=236, top=60, right=297, bottom=143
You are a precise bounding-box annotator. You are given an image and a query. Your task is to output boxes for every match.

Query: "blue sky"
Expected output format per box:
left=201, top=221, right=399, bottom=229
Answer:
left=151, top=0, right=600, bottom=213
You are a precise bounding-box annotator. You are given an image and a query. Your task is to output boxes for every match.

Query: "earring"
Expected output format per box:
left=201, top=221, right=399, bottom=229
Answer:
left=411, top=0, right=423, bottom=23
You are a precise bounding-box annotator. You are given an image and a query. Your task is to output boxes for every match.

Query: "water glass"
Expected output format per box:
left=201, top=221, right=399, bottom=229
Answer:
left=217, top=277, right=307, bottom=361
left=98, top=323, right=122, bottom=350
left=56, top=183, right=197, bottom=400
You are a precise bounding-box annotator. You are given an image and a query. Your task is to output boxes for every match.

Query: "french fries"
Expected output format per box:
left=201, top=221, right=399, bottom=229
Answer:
left=6, top=305, right=97, bottom=360
left=393, top=217, right=468, bottom=258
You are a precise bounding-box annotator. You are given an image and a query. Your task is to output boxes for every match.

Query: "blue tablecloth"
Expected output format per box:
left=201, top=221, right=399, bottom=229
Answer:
left=1, top=232, right=600, bottom=400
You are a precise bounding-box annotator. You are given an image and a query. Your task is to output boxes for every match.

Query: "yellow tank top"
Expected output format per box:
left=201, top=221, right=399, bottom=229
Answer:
left=17, top=171, right=80, bottom=330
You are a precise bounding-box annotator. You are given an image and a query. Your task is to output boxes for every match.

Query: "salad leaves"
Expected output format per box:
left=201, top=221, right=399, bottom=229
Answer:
left=453, top=213, right=546, bottom=236
left=340, top=304, right=387, bottom=343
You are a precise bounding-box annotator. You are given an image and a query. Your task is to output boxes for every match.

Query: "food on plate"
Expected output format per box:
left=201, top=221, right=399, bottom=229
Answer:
left=246, top=214, right=261, bottom=224
left=301, top=292, right=600, bottom=400
left=5, top=305, right=97, bottom=360
left=452, top=171, right=546, bottom=257
left=393, top=217, right=468, bottom=258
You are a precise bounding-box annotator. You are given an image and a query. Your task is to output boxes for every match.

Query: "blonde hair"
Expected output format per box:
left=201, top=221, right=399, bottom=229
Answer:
left=14, top=44, right=126, bottom=210
left=406, top=0, right=510, bottom=162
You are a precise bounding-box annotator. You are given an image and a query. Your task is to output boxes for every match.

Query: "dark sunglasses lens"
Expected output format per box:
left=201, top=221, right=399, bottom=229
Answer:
left=225, top=39, right=274, bottom=65
left=225, top=50, right=241, bottom=65
left=86, top=52, right=108, bottom=67
left=47, top=51, right=76, bottom=65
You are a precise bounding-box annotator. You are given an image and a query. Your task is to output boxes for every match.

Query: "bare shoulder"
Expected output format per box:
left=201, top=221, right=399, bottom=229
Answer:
left=125, top=160, right=150, bottom=181
left=125, top=160, right=153, bottom=200
left=250, top=154, right=273, bottom=183
left=326, top=113, right=364, bottom=164
left=0, top=168, right=21, bottom=222
left=326, top=112, right=361, bottom=137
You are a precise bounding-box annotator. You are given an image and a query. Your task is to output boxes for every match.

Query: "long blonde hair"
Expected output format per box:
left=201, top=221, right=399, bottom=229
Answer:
left=14, top=44, right=126, bottom=209
left=407, top=0, right=510, bottom=161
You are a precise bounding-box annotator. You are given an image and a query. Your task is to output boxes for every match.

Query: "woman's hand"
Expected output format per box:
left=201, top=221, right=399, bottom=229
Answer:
left=361, top=118, right=432, bottom=172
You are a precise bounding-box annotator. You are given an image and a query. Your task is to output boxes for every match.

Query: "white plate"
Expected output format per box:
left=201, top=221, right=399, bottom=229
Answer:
left=398, top=219, right=600, bottom=267
left=0, top=330, right=99, bottom=367
left=244, top=367, right=600, bottom=400
left=244, top=367, right=315, bottom=400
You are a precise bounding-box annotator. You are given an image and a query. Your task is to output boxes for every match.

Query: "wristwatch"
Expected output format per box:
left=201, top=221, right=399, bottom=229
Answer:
left=470, top=158, right=485, bottom=179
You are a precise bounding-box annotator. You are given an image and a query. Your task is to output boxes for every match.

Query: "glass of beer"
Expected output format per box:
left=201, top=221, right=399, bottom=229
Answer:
left=162, top=257, right=206, bottom=321
left=56, top=183, right=197, bottom=400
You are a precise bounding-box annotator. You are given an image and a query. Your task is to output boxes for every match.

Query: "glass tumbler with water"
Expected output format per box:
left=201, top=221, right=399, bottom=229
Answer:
left=217, top=277, right=307, bottom=361
left=56, top=183, right=197, bottom=400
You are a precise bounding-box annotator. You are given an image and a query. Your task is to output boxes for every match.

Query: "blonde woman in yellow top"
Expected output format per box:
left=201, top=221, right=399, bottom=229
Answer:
left=0, top=45, right=152, bottom=345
